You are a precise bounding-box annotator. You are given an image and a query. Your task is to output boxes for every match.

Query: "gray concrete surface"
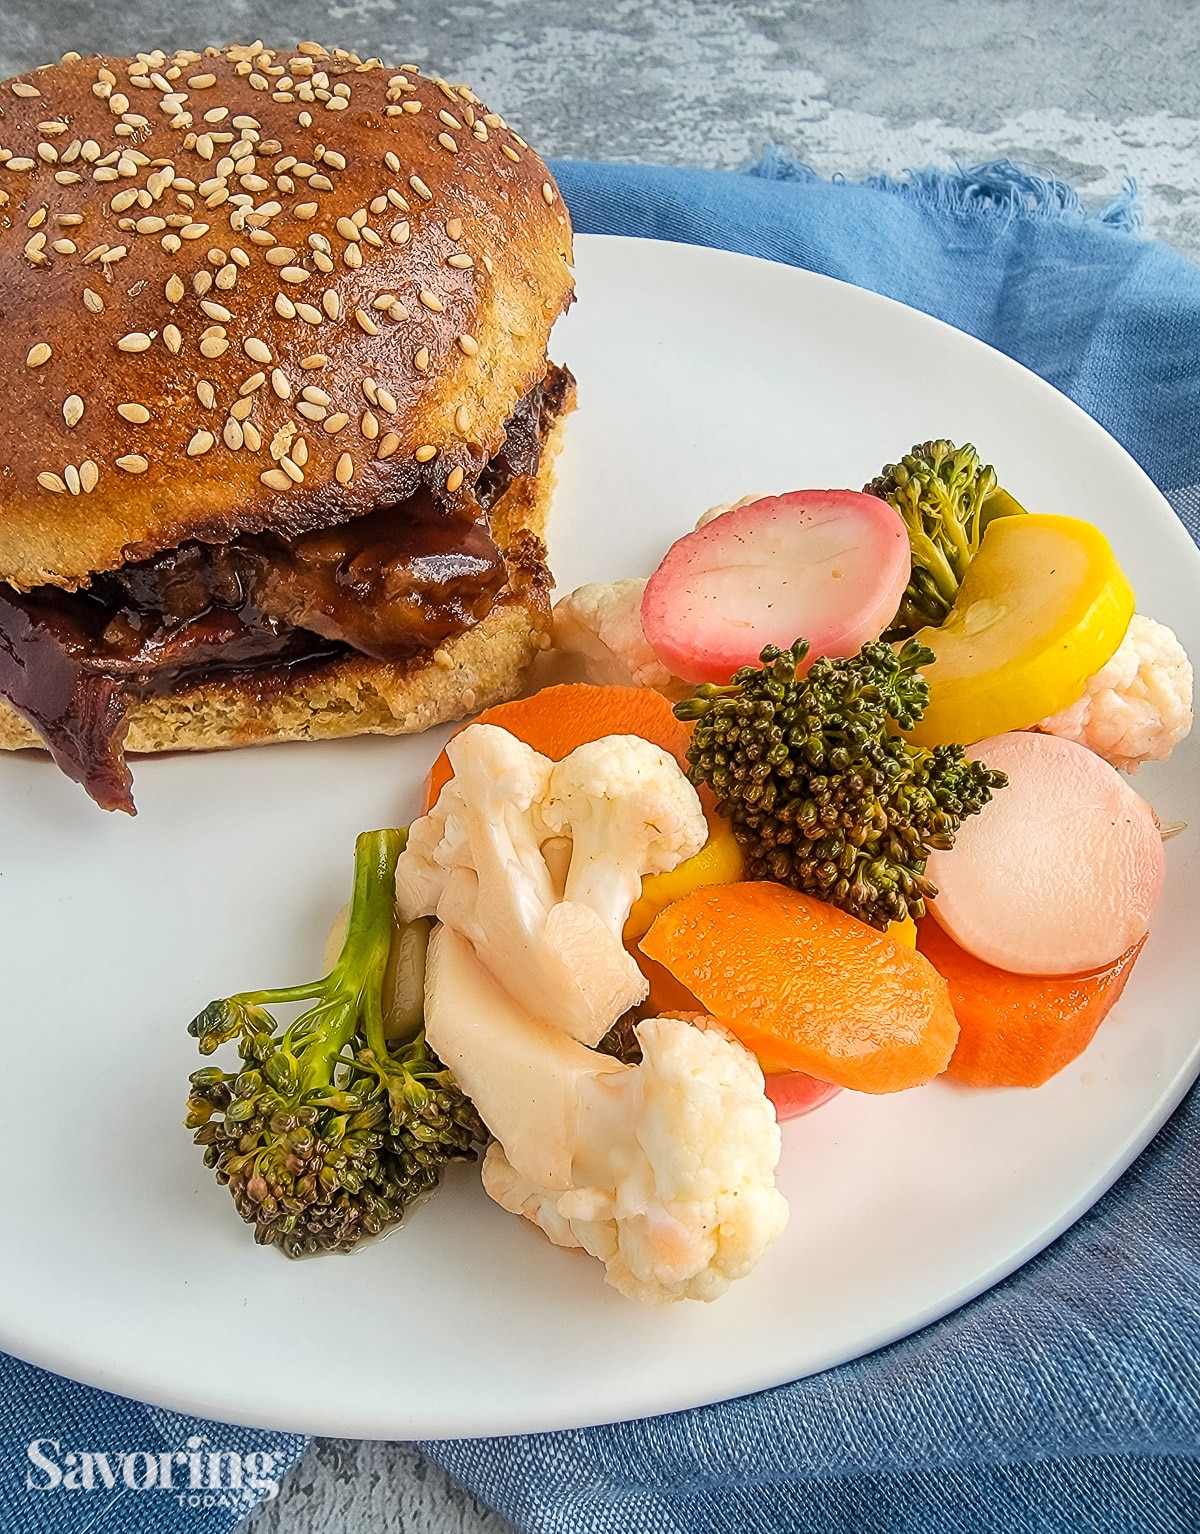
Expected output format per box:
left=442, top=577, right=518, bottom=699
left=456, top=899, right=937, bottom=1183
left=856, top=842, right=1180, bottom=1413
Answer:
left=0, top=2, right=1194, bottom=1530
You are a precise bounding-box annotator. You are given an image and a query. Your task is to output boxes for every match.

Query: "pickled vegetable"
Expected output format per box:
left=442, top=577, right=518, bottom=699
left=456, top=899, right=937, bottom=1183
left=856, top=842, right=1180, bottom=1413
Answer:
left=906, top=514, right=1134, bottom=746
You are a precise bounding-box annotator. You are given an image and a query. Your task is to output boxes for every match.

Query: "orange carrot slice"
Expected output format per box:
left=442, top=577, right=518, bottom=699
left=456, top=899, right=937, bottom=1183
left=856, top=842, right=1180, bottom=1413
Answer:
left=421, top=683, right=692, bottom=812
left=917, top=916, right=1145, bottom=1088
left=641, top=882, right=958, bottom=1093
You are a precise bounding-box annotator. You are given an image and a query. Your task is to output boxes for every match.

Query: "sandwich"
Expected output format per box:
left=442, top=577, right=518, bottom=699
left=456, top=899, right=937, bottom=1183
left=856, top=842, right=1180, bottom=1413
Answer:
left=0, top=41, right=575, bottom=812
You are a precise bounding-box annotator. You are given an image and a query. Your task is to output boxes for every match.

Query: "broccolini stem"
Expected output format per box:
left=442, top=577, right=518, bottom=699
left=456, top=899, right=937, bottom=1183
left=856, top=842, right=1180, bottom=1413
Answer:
left=294, top=827, right=406, bottom=1093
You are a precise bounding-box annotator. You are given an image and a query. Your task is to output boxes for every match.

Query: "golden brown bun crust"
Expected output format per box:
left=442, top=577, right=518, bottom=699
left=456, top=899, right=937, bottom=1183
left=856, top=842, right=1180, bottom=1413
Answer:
left=0, top=43, right=574, bottom=590
left=0, top=390, right=571, bottom=756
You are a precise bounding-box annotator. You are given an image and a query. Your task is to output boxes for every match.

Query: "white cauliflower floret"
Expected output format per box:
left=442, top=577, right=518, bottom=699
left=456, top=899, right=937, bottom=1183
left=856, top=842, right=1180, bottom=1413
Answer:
left=395, top=723, right=647, bottom=1046
left=1037, top=614, right=1193, bottom=772
left=426, top=925, right=788, bottom=1304
left=550, top=500, right=768, bottom=696
left=551, top=579, right=682, bottom=694
left=540, top=735, right=708, bottom=938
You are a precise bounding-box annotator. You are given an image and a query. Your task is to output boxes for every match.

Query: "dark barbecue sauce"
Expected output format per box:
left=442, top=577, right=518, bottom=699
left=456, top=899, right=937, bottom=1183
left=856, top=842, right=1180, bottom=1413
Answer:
left=0, top=366, right=571, bottom=812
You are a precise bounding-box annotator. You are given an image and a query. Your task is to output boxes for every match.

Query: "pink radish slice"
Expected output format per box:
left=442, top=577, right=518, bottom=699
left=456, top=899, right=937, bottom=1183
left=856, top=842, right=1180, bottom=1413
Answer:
left=641, top=490, right=911, bottom=685
left=765, top=1071, right=842, bottom=1121
left=927, top=732, right=1165, bottom=976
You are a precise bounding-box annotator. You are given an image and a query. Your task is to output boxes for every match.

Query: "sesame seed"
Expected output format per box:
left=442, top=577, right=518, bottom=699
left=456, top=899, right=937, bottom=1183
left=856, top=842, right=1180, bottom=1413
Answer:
left=280, top=455, right=304, bottom=483
left=445, top=217, right=464, bottom=239
left=199, top=334, right=228, bottom=358
left=438, top=133, right=458, bottom=154
left=229, top=395, right=253, bottom=421
left=376, top=386, right=398, bottom=415
left=297, top=401, right=327, bottom=422
left=270, top=367, right=291, bottom=398
left=457, top=333, right=479, bottom=355
left=165, top=273, right=185, bottom=303
left=188, top=73, right=217, bottom=88
left=445, top=465, right=465, bottom=492
left=433, top=647, right=453, bottom=669
left=455, top=404, right=471, bottom=433
left=80, top=459, right=99, bottom=493
left=239, top=371, right=267, bottom=395
left=265, top=247, right=297, bottom=265
left=389, top=221, right=411, bottom=245
left=322, top=290, right=340, bottom=319
left=353, top=308, right=378, bottom=336
left=415, top=444, right=437, bottom=462
left=279, top=266, right=309, bottom=283
left=260, top=468, right=292, bottom=491
left=26, top=343, right=52, bottom=368
left=187, top=429, right=215, bottom=456
left=291, top=436, right=309, bottom=467
left=501, top=145, right=519, bottom=163
left=447, top=252, right=473, bottom=268
left=223, top=417, right=244, bottom=450
left=332, top=451, right=353, bottom=485
left=335, top=215, right=359, bottom=241
left=274, top=293, right=297, bottom=318
left=343, top=243, right=363, bottom=270
left=294, top=201, right=319, bottom=218
left=37, top=471, right=67, bottom=494
left=323, top=412, right=350, bottom=433
left=63, top=395, right=85, bottom=428
left=201, top=299, right=233, bottom=323
left=361, top=410, right=379, bottom=439
left=115, top=330, right=160, bottom=354
left=413, top=347, right=430, bottom=373
left=371, top=293, right=397, bottom=310
left=409, top=175, right=432, bottom=200
left=295, top=302, right=322, bottom=324
left=243, top=421, right=262, bottom=451
left=163, top=324, right=183, bottom=355
left=377, top=433, right=401, bottom=459
left=541, top=182, right=555, bottom=205
left=299, top=353, right=327, bottom=369
left=244, top=337, right=272, bottom=364
left=402, top=100, right=421, bottom=114
left=117, top=402, right=151, bottom=423
left=12, top=82, right=42, bottom=99
left=116, top=454, right=149, bottom=474
left=180, top=222, right=209, bottom=239
left=197, top=381, right=216, bottom=408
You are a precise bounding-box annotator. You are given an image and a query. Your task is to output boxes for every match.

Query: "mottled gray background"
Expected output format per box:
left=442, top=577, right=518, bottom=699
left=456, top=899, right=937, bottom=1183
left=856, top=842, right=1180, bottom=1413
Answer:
left=1, top=2, right=1195, bottom=1529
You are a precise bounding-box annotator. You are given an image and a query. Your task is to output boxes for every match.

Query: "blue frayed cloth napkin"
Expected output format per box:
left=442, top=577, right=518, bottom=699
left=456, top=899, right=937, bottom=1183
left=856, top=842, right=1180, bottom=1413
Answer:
left=3, top=155, right=1200, bottom=1534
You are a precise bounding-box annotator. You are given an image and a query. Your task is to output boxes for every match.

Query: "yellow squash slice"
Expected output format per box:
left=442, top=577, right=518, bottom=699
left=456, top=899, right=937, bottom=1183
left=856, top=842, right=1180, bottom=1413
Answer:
left=906, top=514, right=1134, bottom=747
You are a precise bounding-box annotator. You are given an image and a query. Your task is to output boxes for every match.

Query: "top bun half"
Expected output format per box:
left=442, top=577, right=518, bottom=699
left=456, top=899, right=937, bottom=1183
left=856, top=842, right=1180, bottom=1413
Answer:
left=0, top=42, right=574, bottom=591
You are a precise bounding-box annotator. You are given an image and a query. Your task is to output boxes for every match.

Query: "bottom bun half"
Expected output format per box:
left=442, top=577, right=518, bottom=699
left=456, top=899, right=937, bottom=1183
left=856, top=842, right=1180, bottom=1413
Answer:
left=0, top=401, right=569, bottom=761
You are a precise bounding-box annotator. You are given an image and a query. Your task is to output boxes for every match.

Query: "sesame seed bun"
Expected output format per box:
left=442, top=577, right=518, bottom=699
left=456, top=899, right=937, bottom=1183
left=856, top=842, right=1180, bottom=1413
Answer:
left=0, top=385, right=571, bottom=759
left=0, top=43, right=574, bottom=591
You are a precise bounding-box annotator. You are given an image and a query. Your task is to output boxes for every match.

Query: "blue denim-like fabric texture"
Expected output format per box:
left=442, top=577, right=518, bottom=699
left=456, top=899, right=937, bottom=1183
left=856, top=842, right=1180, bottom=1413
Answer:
left=2, top=156, right=1199, bottom=1534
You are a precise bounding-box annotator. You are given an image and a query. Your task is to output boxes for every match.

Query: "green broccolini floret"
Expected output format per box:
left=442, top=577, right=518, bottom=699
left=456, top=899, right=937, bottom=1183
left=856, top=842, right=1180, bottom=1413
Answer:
left=185, top=828, right=484, bottom=1257
left=675, top=639, right=1007, bottom=930
left=866, top=439, right=1022, bottom=636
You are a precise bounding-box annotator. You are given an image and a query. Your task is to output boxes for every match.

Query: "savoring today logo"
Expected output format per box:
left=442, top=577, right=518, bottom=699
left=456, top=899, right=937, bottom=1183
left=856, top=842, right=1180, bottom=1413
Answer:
left=25, top=1433, right=282, bottom=1507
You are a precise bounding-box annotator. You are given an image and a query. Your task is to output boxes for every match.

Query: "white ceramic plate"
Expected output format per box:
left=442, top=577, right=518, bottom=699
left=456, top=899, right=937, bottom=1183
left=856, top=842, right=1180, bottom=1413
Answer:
left=1, top=235, right=1198, bottom=1440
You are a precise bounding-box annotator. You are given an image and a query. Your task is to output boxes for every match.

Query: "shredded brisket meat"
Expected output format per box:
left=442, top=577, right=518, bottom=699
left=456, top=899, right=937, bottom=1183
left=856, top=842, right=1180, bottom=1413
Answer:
left=0, top=365, right=571, bottom=812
